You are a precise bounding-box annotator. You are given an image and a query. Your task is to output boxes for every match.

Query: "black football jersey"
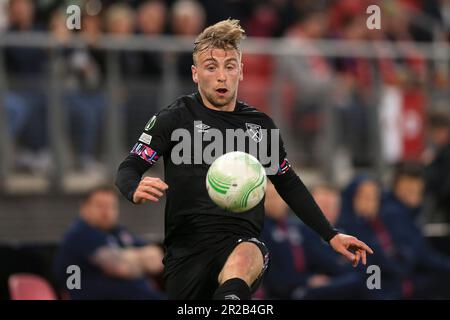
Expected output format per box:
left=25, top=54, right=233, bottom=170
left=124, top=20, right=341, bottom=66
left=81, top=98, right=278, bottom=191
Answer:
left=129, top=92, right=290, bottom=251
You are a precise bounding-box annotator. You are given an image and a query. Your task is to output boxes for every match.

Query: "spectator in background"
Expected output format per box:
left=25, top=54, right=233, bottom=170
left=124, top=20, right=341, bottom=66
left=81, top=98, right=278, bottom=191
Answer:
left=122, top=1, right=168, bottom=148
left=244, top=3, right=279, bottom=38
left=282, top=9, right=335, bottom=166
left=381, top=162, right=450, bottom=298
left=171, top=0, right=205, bottom=37
left=424, top=110, right=450, bottom=223
left=385, top=163, right=426, bottom=223
left=138, top=0, right=166, bottom=36
left=262, top=181, right=306, bottom=299
left=170, top=0, right=205, bottom=91
left=338, top=174, right=445, bottom=299
left=49, top=9, right=107, bottom=172
left=333, top=14, right=376, bottom=168
left=4, top=0, right=50, bottom=173
left=104, top=3, right=140, bottom=77
left=382, top=1, right=427, bottom=83
left=338, top=175, right=407, bottom=299
left=262, top=182, right=364, bottom=300
left=311, top=184, right=341, bottom=231
left=104, top=3, right=135, bottom=37
left=136, top=0, right=167, bottom=78
left=54, top=186, right=165, bottom=300
left=307, top=183, right=366, bottom=299
left=104, top=3, right=146, bottom=152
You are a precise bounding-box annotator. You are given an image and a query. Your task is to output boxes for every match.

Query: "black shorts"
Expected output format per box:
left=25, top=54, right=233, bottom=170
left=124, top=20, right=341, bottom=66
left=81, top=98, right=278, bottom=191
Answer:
left=163, top=235, right=270, bottom=300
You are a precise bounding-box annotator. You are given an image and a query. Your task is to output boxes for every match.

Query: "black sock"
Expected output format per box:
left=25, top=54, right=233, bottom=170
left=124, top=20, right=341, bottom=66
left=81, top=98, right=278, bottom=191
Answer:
left=213, top=278, right=251, bottom=300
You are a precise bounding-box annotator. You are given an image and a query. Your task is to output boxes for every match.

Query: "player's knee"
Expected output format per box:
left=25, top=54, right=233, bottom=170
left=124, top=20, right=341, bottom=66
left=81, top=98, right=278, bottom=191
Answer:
left=219, top=244, right=263, bottom=285
left=230, top=252, right=254, bottom=272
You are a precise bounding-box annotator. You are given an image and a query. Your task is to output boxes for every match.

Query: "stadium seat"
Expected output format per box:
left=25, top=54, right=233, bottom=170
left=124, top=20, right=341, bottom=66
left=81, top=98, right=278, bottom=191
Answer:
left=8, top=273, right=57, bottom=300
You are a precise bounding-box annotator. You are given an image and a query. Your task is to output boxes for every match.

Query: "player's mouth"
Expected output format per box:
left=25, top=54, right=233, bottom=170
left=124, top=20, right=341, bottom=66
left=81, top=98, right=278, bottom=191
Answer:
left=215, top=88, right=228, bottom=96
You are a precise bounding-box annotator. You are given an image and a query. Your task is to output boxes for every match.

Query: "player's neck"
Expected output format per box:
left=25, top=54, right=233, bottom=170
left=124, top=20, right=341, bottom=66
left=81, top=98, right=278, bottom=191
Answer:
left=198, top=91, right=236, bottom=112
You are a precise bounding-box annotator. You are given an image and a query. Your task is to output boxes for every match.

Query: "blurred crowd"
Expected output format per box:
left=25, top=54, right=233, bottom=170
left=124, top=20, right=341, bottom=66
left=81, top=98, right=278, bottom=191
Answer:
left=0, top=0, right=449, bottom=175
left=50, top=160, right=450, bottom=300
left=261, top=162, right=450, bottom=299
left=1, top=0, right=449, bottom=39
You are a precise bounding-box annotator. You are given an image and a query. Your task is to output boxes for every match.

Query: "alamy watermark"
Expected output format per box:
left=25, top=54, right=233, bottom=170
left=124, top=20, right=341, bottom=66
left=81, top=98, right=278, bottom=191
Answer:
left=366, top=264, right=381, bottom=290
left=366, top=5, right=381, bottom=30
left=66, top=0, right=102, bottom=30
left=66, top=265, right=81, bottom=290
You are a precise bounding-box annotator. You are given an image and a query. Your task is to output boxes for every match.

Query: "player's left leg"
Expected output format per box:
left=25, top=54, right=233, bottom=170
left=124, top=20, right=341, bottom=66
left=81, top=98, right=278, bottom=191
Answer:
left=213, top=238, right=269, bottom=300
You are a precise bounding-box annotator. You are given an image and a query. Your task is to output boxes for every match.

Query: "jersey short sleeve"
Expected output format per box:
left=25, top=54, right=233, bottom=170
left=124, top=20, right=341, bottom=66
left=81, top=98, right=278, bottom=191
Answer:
left=130, top=107, right=181, bottom=165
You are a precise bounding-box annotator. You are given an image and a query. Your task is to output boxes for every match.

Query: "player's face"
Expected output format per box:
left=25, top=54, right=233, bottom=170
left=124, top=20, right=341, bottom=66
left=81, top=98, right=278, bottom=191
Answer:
left=81, top=191, right=119, bottom=231
left=192, top=47, right=243, bottom=111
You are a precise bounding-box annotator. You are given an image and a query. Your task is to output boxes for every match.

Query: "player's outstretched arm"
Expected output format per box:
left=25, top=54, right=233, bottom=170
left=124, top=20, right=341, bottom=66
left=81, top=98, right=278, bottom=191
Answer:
left=269, top=166, right=373, bottom=267
left=329, top=233, right=373, bottom=267
left=269, top=167, right=338, bottom=242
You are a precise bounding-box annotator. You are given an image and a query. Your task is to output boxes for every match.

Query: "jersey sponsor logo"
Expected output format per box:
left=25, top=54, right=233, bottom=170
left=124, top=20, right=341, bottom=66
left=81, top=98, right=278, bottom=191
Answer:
left=246, top=123, right=263, bottom=143
left=138, top=133, right=152, bottom=145
left=195, top=122, right=210, bottom=133
left=144, top=115, right=157, bottom=131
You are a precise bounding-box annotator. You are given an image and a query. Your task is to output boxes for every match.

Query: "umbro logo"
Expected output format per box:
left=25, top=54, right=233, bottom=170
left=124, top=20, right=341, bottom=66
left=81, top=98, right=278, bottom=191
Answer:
left=195, top=123, right=211, bottom=133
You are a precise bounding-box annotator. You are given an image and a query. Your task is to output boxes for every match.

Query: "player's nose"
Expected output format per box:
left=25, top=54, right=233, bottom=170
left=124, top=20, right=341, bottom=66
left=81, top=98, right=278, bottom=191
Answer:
left=217, top=68, right=226, bottom=82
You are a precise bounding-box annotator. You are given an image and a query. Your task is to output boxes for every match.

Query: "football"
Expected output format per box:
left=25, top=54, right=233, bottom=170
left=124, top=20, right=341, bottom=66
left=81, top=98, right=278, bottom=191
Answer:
left=206, top=151, right=267, bottom=212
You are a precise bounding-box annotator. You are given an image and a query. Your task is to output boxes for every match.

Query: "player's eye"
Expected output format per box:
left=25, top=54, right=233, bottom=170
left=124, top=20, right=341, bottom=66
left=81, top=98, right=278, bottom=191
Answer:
left=226, top=64, right=236, bottom=71
left=206, top=65, right=216, bottom=71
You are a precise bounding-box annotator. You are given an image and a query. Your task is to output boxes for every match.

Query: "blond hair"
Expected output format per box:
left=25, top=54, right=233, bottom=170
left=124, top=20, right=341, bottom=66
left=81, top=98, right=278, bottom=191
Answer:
left=193, top=19, right=246, bottom=64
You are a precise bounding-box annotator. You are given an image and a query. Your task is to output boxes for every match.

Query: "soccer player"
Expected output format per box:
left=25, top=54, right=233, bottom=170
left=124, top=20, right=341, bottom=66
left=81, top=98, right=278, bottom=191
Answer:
left=116, top=19, right=373, bottom=300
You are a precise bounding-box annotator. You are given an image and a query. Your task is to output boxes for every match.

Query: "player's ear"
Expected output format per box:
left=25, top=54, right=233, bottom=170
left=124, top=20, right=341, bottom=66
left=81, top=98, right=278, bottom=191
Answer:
left=239, top=62, right=244, bottom=81
left=192, top=65, right=198, bottom=83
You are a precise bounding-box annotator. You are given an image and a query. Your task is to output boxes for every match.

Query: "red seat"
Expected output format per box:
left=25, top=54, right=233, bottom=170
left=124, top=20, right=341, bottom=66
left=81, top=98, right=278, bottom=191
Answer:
left=8, top=273, right=57, bottom=300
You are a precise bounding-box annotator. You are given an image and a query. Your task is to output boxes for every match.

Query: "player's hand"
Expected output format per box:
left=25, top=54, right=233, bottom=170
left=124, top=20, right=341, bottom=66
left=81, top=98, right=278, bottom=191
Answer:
left=133, top=177, right=169, bottom=204
left=329, top=233, right=374, bottom=267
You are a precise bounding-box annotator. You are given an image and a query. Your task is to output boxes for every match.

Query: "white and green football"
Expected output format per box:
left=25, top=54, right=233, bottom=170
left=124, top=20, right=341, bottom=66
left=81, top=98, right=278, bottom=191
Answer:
left=206, top=151, right=267, bottom=213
